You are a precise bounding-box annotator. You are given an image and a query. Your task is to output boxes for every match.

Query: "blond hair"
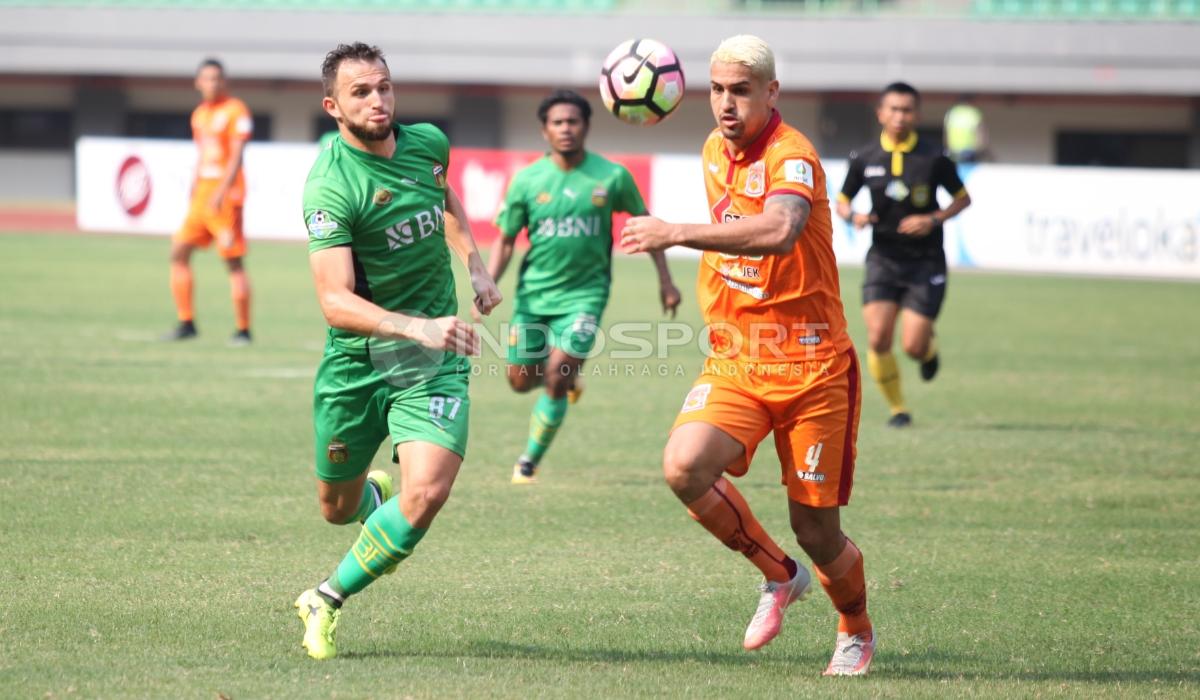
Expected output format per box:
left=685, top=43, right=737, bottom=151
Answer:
left=710, top=35, right=776, bottom=83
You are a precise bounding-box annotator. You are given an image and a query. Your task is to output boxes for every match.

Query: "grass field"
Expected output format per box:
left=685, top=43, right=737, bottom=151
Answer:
left=1, top=232, right=1197, bottom=699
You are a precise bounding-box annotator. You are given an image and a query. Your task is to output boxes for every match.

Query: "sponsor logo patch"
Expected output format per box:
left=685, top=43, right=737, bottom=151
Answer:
left=783, top=159, right=814, bottom=188
left=885, top=179, right=910, bottom=202
left=864, top=165, right=886, bottom=178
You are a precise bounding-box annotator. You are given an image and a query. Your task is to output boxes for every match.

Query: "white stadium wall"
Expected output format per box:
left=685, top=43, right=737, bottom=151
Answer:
left=76, top=136, right=1200, bottom=280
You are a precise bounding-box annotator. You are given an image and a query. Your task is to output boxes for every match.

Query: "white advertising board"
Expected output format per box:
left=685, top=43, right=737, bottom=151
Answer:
left=76, top=136, right=316, bottom=240
left=78, top=137, right=1200, bottom=279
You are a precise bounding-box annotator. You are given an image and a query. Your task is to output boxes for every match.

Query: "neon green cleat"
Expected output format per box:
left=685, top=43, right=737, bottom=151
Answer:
left=294, top=589, right=339, bottom=660
left=363, top=470, right=394, bottom=523
left=567, top=376, right=584, bottom=405
left=511, top=458, right=538, bottom=485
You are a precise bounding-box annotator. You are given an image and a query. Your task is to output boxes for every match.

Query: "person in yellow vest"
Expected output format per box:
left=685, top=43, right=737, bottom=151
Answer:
left=943, top=96, right=988, bottom=164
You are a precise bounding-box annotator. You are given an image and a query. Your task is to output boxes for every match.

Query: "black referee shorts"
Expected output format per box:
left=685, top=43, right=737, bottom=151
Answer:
left=862, top=248, right=948, bottom=319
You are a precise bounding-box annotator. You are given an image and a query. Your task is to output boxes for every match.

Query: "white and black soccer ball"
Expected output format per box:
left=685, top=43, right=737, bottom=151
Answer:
left=599, top=38, right=685, bottom=126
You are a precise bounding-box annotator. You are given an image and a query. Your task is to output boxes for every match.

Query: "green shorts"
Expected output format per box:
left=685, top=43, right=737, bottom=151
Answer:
left=506, top=304, right=605, bottom=365
left=313, top=345, right=470, bottom=482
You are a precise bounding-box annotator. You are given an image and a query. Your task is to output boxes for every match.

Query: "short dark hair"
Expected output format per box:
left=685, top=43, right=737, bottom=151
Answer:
left=321, top=43, right=387, bottom=97
left=537, top=89, right=592, bottom=125
left=197, top=58, right=224, bottom=76
left=881, top=81, right=920, bottom=105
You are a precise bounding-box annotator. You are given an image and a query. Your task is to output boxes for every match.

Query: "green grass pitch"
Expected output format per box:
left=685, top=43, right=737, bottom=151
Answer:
left=0, top=232, right=1197, bottom=698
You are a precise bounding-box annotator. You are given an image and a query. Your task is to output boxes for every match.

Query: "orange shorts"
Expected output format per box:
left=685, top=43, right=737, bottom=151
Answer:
left=175, top=179, right=246, bottom=259
left=671, top=349, right=862, bottom=507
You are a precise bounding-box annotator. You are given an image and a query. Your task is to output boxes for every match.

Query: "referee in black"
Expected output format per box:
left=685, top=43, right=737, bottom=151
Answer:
left=837, top=82, right=971, bottom=428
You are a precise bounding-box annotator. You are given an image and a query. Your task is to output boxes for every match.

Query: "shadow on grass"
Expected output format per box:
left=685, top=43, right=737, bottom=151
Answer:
left=340, top=639, right=823, bottom=668
left=340, top=641, right=1200, bottom=685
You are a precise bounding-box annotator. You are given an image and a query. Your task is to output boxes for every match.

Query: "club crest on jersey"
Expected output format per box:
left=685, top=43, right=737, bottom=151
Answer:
left=744, top=160, right=765, bottom=197
left=911, top=184, right=931, bottom=208
left=591, top=186, right=608, bottom=207
left=432, top=163, right=446, bottom=188
left=373, top=187, right=393, bottom=206
left=536, top=191, right=552, bottom=205
left=306, top=210, right=339, bottom=239
left=326, top=439, right=348, bottom=464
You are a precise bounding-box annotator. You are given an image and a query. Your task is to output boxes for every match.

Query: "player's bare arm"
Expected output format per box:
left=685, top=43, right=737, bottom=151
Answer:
left=897, top=190, right=972, bottom=236
left=442, top=185, right=502, bottom=317
left=210, top=137, right=247, bottom=211
left=622, top=193, right=811, bottom=257
left=309, top=245, right=479, bottom=354
left=485, top=235, right=516, bottom=287
left=648, top=249, right=682, bottom=318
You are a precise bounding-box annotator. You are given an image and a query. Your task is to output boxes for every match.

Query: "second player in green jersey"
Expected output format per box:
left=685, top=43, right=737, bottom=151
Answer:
left=486, top=89, right=681, bottom=484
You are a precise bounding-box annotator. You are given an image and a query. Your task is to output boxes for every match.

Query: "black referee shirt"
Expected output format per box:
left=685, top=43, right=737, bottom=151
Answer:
left=839, top=132, right=966, bottom=259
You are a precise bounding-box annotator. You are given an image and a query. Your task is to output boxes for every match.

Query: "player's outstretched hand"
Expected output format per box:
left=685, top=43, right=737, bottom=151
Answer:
left=470, top=268, right=502, bottom=320
left=415, top=316, right=480, bottom=356
left=621, top=215, right=677, bottom=254
left=851, top=213, right=876, bottom=230
left=660, top=280, right=682, bottom=319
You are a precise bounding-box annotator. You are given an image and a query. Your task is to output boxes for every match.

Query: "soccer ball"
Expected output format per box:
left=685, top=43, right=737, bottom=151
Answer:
left=599, top=39, right=685, bottom=126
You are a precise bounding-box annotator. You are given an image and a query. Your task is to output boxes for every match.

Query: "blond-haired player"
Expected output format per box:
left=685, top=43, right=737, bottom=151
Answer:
left=622, top=34, right=875, bottom=676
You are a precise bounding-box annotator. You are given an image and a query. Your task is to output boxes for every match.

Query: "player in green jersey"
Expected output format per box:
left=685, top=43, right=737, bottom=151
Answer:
left=485, top=89, right=681, bottom=485
left=293, top=43, right=502, bottom=660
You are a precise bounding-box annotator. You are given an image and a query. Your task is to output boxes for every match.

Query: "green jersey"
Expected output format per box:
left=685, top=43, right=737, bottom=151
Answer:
left=494, top=151, right=646, bottom=315
left=303, top=123, right=458, bottom=361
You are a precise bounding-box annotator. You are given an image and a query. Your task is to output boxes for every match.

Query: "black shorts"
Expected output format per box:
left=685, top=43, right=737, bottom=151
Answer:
left=862, top=248, right=948, bottom=319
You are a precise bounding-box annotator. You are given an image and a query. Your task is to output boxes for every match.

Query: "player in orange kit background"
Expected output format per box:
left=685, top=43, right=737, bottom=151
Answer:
left=164, top=58, right=254, bottom=345
left=620, top=34, right=875, bottom=676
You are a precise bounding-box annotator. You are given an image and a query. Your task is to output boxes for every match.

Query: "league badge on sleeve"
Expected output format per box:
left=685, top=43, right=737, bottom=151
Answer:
left=307, top=210, right=340, bottom=239
left=432, top=163, right=447, bottom=188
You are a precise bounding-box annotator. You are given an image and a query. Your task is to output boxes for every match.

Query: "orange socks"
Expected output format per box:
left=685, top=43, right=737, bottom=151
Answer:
left=814, top=538, right=871, bottom=636
left=229, top=269, right=251, bottom=331
left=687, top=478, right=797, bottom=583
left=170, top=261, right=194, bottom=322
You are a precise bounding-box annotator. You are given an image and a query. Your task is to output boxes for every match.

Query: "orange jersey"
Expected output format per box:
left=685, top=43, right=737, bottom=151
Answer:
left=698, top=110, right=851, bottom=363
left=191, top=96, right=252, bottom=200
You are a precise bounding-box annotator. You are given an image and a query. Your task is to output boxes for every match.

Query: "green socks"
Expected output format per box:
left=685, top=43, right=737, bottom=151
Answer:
left=327, top=497, right=427, bottom=598
left=522, top=393, right=568, bottom=466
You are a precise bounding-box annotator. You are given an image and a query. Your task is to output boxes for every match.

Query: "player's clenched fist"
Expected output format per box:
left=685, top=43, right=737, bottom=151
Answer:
left=621, top=215, right=677, bottom=254
left=417, top=316, right=479, bottom=355
left=470, top=268, right=503, bottom=318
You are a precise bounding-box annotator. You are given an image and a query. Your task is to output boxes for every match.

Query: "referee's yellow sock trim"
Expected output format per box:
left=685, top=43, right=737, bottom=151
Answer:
left=867, top=350, right=907, bottom=416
